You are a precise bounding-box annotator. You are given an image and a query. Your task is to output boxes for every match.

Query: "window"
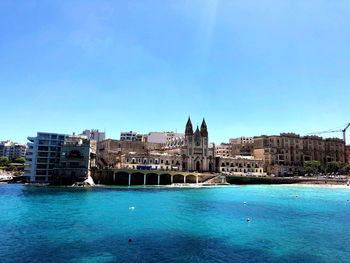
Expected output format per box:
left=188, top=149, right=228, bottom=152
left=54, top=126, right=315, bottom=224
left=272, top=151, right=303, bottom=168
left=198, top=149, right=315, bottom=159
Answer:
left=35, top=176, right=46, bottom=181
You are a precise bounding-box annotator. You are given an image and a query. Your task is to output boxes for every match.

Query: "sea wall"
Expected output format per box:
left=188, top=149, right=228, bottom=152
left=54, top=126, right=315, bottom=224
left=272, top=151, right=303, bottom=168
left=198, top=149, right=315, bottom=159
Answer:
left=226, top=175, right=348, bottom=185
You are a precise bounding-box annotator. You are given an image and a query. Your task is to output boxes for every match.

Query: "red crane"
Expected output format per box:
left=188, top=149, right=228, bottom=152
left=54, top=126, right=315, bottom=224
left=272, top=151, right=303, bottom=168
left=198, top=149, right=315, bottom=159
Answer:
left=306, top=123, right=350, bottom=163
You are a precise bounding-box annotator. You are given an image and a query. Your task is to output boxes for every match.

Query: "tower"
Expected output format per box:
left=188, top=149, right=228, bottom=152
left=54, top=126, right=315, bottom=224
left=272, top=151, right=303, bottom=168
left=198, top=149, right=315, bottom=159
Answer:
left=200, top=118, right=208, bottom=157
left=185, top=117, right=193, bottom=155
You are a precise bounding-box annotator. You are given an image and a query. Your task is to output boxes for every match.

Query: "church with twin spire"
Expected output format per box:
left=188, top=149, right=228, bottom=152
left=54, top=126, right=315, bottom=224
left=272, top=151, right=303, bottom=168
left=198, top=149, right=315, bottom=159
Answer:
left=181, top=117, right=214, bottom=172
left=163, top=117, right=215, bottom=172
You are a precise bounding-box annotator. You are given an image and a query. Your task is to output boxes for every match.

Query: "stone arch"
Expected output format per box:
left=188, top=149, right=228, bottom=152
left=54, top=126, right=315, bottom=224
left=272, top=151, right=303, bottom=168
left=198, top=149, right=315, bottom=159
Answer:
left=114, top=171, right=129, bottom=185
left=173, top=174, right=185, bottom=183
left=146, top=173, right=158, bottom=185
left=159, top=174, right=171, bottom=185
left=186, top=174, right=197, bottom=183
left=131, top=172, right=144, bottom=185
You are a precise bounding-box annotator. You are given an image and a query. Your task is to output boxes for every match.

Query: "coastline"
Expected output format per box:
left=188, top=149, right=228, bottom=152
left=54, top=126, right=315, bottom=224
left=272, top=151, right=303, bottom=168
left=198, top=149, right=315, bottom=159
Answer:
left=14, top=181, right=350, bottom=190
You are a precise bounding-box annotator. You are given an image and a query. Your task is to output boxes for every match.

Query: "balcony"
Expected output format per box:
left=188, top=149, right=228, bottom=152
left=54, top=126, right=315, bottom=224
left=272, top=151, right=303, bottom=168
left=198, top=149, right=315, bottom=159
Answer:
left=27, top=137, right=35, bottom=142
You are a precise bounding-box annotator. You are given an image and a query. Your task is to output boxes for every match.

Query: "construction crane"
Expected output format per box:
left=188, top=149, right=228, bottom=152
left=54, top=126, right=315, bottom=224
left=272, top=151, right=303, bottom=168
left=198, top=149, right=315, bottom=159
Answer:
left=306, top=123, right=350, bottom=163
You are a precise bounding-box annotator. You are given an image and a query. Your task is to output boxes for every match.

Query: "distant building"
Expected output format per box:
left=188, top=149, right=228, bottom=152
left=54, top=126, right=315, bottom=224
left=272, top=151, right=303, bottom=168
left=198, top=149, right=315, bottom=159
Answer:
left=24, top=132, right=69, bottom=183
left=217, top=156, right=265, bottom=176
left=97, top=139, right=163, bottom=168
left=215, top=143, right=232, bottom=157
left=121, top=152, right=182, bottom=171
left=53, top=136, right=96, bottom=185
left=229, top=137, right=254, bottom=156
left=81, top=129, right=105, bottom=143
left=0, top=140, right=27, bottom=159
left=229, top=137, right=254, bottom=144
left=147, top=132, right=184, bottom=143
left=120, top=131, right=146, bottom=142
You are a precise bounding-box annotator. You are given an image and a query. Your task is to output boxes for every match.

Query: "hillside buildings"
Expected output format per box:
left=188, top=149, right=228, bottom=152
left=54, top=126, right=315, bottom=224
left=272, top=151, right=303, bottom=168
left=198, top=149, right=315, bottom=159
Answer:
left=217, top=133, right=345, bottom=176
left=98, top=118, right=216, bottom=172
left=253, top=133, right=344, bottom=175
left=0, top=140, right=27, bottom=159
left=21, top=120, right=348, bottom=184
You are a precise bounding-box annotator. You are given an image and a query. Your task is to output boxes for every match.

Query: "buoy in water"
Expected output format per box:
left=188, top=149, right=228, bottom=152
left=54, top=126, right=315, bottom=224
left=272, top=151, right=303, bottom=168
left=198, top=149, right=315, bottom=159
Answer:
left=128, top=239, right=132, bottom=242
left=247, top=218, right=250, bottom=222
left=129, top=206, right=135, bottom=210
left=296, top=195, right=299, bottom=198
left=243, top=202, right=247, bottom=205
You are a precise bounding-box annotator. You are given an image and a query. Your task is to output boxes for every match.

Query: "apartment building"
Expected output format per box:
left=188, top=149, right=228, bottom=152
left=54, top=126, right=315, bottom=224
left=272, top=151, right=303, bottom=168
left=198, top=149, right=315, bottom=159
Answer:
left=120, top=131, right=146, bottom=142
left=253, top=133, right=344, bottom=176
left=217, top=155, right=265, bottom=176
left=25, top=132, right=69, bottom=183
left=0, top=140, right=27, bottom=159
left=53, top=135, right=96, bottom=185
left=215, top=143, right=232, bottom=157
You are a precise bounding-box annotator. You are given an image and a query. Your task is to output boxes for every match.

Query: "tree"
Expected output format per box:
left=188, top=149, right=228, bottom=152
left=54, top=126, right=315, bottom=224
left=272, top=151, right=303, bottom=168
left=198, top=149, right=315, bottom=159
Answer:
left=304, top=160, right=321, bottom=175
left=0, top=156, right=9, bottom=166
left=13, top=157, right=26, bottom=164
left=326, top=161, right=341, bottom=173
left=340, top=164, right=350, bottom=175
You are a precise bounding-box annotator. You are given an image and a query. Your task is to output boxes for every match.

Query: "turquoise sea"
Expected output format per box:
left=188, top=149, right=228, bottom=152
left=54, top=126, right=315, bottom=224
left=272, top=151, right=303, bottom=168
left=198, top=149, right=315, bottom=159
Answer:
left=0, top=184, right=350, bottom=263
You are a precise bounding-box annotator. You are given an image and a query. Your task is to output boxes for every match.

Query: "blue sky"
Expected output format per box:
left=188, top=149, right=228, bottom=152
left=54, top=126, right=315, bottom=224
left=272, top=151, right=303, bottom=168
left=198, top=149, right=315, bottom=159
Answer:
left=1, top=0, right=349, bottom=144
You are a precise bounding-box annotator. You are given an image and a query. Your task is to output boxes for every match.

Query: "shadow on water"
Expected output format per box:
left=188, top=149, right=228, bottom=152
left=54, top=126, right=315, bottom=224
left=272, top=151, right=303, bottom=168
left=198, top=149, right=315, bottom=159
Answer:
left=2, top=229, right=324, bottom=263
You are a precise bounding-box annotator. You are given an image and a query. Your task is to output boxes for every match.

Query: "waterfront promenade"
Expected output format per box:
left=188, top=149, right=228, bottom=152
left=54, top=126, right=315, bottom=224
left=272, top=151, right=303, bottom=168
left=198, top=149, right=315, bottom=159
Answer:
left=92, top=168, right=221, bottom=185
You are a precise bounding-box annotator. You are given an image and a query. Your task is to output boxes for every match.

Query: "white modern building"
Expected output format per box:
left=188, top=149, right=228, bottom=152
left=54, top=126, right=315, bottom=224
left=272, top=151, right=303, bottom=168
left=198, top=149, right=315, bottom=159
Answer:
left=81, top=129, right=105, bottom=143
left=25, top=132, right=69, bottom=183
left=0, top=140, right=27, bottom=159
left=120, top=131, right=146, bottom=141
left=147, top=132, right=184, bottom=143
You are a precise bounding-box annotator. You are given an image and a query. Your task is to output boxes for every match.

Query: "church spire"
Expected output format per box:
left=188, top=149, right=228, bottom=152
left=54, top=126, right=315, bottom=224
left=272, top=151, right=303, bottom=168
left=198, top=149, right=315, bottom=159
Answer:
left=185, top=116, right=193, bottom=136
left=200, top=118, right=208, bottom=137
left=195, top=125, right=200, bottom=135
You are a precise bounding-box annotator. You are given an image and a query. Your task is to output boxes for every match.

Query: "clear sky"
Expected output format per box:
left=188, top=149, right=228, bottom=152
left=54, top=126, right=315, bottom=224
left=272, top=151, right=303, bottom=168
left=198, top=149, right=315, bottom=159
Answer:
left=1, top=0, right=349, bottom=144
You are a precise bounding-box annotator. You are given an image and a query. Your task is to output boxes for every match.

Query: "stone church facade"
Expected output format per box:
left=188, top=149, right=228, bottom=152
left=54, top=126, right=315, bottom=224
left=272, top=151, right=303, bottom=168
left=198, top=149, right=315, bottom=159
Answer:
left=180, top=117, right=214, bottom=172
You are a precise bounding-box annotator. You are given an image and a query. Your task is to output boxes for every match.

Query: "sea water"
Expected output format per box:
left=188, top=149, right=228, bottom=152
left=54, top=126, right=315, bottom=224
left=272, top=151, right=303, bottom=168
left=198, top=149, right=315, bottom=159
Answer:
left=0, top=184, right=349, bottom=263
